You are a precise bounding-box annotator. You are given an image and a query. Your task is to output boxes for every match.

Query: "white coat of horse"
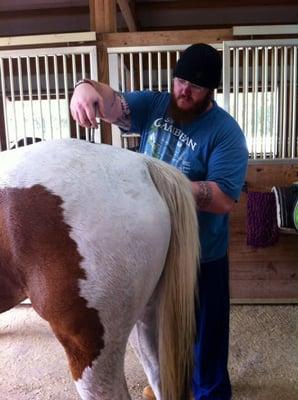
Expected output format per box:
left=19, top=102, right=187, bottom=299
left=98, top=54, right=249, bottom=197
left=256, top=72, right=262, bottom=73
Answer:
left=0, top=139, right=199, bottom=400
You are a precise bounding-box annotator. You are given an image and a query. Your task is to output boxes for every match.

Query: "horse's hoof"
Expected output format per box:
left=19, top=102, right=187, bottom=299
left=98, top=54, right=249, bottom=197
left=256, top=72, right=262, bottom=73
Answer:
left=142, top=385, right=156, bottom=400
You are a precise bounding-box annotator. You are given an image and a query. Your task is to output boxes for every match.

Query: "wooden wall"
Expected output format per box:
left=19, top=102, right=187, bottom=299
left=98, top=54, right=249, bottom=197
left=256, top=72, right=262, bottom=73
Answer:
left=229, top=162, right=298, bottom=303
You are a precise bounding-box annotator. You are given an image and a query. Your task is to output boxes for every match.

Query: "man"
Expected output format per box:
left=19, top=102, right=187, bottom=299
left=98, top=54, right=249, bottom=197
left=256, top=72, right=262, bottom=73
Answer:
left=70, top=43, right=248, bottom=400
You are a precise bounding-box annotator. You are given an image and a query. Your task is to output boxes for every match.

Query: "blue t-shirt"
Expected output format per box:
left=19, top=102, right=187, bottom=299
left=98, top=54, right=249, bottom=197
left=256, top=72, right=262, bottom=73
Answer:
left=122, top=91, right=248, bottom=263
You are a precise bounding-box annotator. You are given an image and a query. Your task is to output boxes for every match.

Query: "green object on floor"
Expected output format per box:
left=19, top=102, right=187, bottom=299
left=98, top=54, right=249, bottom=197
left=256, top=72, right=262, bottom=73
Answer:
left=293, top=199, right=298, bottom=231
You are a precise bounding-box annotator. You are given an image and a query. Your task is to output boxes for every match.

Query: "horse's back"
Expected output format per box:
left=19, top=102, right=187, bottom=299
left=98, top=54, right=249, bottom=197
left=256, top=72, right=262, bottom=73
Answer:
left=0, top=139, right=171, bottom=322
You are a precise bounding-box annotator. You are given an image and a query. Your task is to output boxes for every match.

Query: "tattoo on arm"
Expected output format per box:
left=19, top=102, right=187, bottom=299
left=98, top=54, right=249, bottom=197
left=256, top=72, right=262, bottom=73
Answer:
left=194, top=182, right=213, bottom=209
left=113, top=93, right=131, bottom=130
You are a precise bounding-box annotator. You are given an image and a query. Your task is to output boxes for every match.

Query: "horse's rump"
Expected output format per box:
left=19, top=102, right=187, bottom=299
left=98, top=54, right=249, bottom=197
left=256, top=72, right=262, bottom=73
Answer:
left=0, top=139, right=198, bottom=400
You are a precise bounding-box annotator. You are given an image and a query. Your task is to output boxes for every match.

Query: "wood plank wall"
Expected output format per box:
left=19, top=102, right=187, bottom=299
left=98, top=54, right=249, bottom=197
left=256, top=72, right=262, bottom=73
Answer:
left=229, top=162, right=298, bottom=303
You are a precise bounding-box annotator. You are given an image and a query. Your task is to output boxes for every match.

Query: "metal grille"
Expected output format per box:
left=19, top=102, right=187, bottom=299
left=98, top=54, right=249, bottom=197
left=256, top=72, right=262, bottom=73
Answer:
left=0, top=46, right=99, bottom=150
left=223, top=39, right=298, bottom=160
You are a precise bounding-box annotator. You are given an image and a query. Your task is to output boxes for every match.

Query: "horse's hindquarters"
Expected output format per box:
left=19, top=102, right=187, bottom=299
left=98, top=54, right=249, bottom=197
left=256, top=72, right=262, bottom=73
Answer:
left=0, top=140, right=173, bottom=399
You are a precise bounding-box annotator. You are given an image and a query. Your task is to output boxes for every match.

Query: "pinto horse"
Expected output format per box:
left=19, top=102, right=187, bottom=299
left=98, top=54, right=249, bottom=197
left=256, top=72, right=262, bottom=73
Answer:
left=0, top=139, right=199, bottom=400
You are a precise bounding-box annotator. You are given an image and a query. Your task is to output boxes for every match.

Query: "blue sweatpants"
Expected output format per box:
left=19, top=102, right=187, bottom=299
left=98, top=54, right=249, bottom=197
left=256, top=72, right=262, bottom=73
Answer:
left=192, top=254, right=232, bottom=400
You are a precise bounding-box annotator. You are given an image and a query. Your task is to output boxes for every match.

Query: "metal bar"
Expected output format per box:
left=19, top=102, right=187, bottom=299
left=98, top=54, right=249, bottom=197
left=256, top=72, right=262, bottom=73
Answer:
left=80, top=53, right=88, bottom=141
left=157, top=51, right=162, bottom=92
left=292, top=46, right=297, bottom=158
left=148, top=52, right=152, bottom=90
left=120, top=53, right=125, bottom=91
left=8, top=57, right=17, bottom=147
left=282, top=47, right=287, bottom=158
left=259, top=48, right=264, bottom=157
left=0, top=58, right=9, bottom=149
left=89, top=48, right=100, bottom=143
left=35, top=56, right=45, bottom=141
left=252, top=47, right=259, bottom=159
left=139, top=52, right=143, bottom=91
left=288, top=47, right=294, bottom=158
left=63, top=54, right=71, bottom=139
left=108, top=53, right=121, bottom=146
left=72, top=54, right=77, bottom=87
left=264, top=47, right=269, bottom=158
left=244, top=47, right=249, bottom=136
left=71, top=54, right=80, bottom=139
left=81, top=53, right=86, bottom=79
left=17, top=57, right=27, bottom=143
left=129, top=52, right=134, bottom=91
left=44, top=55, right=53, bottom=139
left=26, top=56, right=36, bottom=141
left=167, top=51, right=171, bottom=92
left=272, top=47, right=279, bottom=159
left=54, top=55, right=62, bottom=138
left=234, top=48, right=239, bottom=121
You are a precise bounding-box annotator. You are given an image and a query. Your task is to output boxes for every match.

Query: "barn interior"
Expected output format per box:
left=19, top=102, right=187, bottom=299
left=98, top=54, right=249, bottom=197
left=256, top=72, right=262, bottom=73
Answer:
left=0, top=1, right=297, bottom=399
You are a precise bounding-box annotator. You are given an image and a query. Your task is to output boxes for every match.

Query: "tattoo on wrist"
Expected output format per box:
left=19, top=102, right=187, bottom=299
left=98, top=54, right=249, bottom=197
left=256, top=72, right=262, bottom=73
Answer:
left=195, top=182, right=212, bottom=209
left=113, top=93, right=131, bottom=130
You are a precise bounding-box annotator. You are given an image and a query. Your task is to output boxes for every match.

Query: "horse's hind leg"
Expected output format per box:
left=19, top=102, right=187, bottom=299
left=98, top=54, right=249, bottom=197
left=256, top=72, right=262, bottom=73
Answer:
left=49, top=306, right=131, bottom=400
left=129, top=293, right=161, bottom=400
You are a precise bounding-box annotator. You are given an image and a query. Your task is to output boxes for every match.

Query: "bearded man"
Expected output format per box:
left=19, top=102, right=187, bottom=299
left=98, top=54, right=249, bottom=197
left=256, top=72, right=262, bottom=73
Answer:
left=70, top=43, right=248, bottom=400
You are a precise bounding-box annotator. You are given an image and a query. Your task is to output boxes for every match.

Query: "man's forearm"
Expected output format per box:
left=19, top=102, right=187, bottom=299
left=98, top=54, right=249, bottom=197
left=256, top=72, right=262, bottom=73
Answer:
left=191, top=181, right=235, bottom=214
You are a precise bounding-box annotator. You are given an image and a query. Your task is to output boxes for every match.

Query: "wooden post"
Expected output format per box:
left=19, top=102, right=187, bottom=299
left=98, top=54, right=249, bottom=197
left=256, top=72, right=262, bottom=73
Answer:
left=89, top=0, right=117, bottom=144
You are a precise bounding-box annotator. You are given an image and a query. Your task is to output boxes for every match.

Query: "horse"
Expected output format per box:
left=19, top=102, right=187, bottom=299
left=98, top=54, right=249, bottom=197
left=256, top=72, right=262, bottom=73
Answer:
left=0, top=138, right=199, bottom=400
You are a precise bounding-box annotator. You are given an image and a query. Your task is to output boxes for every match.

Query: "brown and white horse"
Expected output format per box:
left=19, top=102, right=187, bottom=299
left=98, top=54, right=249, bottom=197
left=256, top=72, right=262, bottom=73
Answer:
left=0, top=139, right=199, bottom=400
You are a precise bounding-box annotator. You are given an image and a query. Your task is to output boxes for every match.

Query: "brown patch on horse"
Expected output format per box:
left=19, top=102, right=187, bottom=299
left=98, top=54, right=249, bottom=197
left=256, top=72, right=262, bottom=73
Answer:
left=0, top=185, right=104, bottom=380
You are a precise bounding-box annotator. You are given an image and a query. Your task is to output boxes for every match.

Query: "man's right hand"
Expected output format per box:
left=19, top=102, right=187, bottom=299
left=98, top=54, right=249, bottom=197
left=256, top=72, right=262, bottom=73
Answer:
left=70, top=81, right=100, bottom=129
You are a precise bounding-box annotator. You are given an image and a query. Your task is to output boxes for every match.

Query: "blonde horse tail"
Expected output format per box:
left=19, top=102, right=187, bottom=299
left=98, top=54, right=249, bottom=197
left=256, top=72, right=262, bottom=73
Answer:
left=146, top=157, right=199, bottom=400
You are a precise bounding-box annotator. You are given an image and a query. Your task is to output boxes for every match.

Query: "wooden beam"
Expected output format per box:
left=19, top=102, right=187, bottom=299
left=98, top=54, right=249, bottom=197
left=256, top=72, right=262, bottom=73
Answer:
left=89, top=0, right=117, bottom=33
left=101, top=28, right=233, bottom=47
left=89, top=1, right=117, bottom=145
left=117, top=0, right=137, bottom=32
left=136, top=0, right=298, bottom=11
left=0, top=0, right=86, bottom=12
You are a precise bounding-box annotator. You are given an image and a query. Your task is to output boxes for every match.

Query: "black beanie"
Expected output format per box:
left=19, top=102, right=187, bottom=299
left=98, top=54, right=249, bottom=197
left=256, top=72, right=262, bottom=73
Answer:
left=173, top=43, right=222, bottom=89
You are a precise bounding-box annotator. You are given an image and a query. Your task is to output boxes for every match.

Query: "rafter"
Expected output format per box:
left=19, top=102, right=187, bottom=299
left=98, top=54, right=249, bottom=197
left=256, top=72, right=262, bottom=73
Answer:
left=117, top=0, right=137, bottom=32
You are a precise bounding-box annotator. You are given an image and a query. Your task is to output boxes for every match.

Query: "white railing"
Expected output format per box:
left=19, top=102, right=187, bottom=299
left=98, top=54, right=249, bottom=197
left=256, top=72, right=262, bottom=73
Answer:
left=223, top=39, right=298, bottom=160
left=0, top=45, right=99, bottom=150
left=108, top=40, right=298, bottom=160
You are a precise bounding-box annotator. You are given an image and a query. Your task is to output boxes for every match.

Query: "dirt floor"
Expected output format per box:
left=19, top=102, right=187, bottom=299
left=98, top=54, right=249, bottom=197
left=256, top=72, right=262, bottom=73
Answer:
left=0, top=304, right=297, bottom=400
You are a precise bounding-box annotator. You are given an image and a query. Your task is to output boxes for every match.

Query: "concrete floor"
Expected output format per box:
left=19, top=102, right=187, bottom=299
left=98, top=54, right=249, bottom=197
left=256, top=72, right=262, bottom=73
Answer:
left=0, top=304, right=297, bottom=400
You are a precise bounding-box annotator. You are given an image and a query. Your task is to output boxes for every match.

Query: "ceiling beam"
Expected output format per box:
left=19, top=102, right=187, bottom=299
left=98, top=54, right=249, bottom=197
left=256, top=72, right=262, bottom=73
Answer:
left=136, top=0, right=298, bottom=11
left=0, top=0, right=87, bottom=12
left=117, top=0, right=137, bottom=32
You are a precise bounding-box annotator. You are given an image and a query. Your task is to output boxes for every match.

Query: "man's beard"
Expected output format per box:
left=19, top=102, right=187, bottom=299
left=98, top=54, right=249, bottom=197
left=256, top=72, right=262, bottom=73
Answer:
left=168, top=90, right=212, bottom=125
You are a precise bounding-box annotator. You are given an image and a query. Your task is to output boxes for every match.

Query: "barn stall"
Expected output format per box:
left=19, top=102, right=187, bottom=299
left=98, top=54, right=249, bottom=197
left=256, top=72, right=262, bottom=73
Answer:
left=0, top=1, right=297, bottom=399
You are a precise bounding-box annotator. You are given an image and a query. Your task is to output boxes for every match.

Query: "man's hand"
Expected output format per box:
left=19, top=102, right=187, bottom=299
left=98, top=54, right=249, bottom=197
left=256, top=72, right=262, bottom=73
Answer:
left=70, top=82, right=101, bottom=128
left=70, top=81, right=128, bottom=129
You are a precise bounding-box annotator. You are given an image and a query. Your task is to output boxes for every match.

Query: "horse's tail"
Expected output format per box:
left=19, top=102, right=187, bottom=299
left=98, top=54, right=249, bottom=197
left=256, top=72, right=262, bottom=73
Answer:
left=146, top=157, right=199, bottom=400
